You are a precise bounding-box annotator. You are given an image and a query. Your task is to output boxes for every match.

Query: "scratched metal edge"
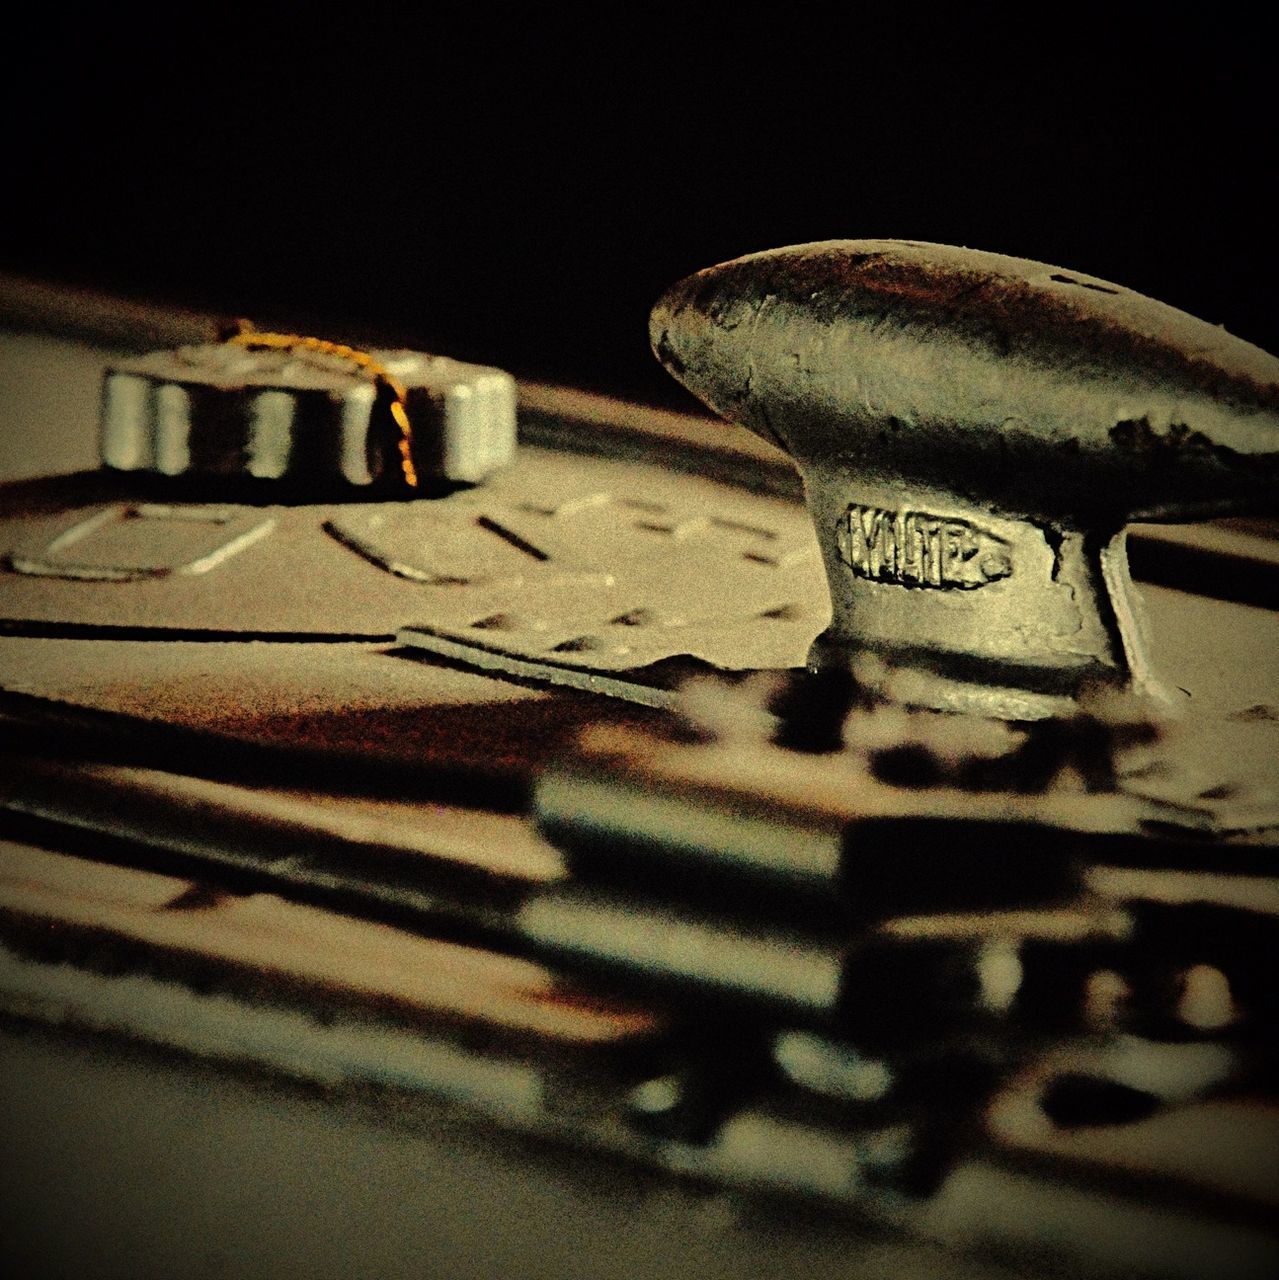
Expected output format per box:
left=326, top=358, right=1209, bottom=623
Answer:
left=394, top=626, right=686, bottom=710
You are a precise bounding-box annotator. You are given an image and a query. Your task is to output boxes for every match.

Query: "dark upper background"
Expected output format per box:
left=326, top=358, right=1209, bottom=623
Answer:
left=1, top=16, right=1270, bottom=411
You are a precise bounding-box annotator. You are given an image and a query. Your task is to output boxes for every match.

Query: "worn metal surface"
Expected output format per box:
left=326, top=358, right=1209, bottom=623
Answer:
left=102, top=342, right=517, bottom=488
left=651, top=240, right=1279, bottom=717
left=2, top=289, right=1278, bottom=1280
left=0, top=448, right=827, bottom=676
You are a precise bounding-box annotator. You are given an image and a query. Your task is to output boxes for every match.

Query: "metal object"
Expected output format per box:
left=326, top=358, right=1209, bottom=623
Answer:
left=651, top=240, right=1279, bottom=718
left=534, top=754, right=1270, bottom=911
left=0, top=743, right=1125, bottom=1030
left=3, top=278, right=1279, bottom=1280
left=0, top=445, right=826, bottom=681
left=101, top=341, right=517, bottom=489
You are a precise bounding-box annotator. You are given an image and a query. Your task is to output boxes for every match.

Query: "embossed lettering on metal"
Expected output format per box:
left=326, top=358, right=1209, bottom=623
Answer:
left=837, top=505, right=1013, bottom=589
left=333, top=461, right=828, bottom=672
left=4, top=504, right=275, bottom=581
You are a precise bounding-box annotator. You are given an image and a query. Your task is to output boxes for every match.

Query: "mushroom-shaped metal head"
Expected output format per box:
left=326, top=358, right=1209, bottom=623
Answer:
left=651, top=241, right=1279, bottom=717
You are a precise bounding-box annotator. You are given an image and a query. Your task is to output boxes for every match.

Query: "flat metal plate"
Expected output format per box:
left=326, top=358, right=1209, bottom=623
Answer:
left=0, top=637, right=665, bottom=779
left=0, top=447, right=829, bottom=673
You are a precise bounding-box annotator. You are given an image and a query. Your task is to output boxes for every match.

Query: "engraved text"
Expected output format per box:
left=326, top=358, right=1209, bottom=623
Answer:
left=837, top=504, right=1012, bottom=589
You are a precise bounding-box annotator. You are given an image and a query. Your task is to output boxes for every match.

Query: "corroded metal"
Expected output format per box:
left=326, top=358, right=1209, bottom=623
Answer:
left=651, top=240, right=1279, bottom=717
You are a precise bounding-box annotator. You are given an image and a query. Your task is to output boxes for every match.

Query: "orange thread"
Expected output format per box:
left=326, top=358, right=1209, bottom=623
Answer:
left=228, top=324, right=418, bottom=487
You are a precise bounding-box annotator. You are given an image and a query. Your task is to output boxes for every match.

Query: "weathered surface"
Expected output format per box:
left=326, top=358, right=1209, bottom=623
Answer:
left=650, top=240, right=1279, bottom=519
left=0, top=447, right=828, bottom=677
left=652, top=241, right=1279, bottom=715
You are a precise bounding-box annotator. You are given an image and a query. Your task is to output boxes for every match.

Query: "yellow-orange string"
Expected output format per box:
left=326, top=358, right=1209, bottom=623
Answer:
left=227, top=327, right=418, bottom=488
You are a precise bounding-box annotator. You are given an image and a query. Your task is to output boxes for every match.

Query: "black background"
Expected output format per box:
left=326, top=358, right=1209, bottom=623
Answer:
left=2, top=15, right=1271, bottom=408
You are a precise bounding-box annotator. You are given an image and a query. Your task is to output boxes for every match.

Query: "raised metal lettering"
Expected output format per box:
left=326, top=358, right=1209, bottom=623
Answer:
left=837, top=504, right=1012, bottom=589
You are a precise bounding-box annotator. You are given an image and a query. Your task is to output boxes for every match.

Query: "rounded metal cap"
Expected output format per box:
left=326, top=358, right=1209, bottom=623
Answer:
left=101, top=341, right=517, bottom=492
left=651, top=240, right=1279, bottom=718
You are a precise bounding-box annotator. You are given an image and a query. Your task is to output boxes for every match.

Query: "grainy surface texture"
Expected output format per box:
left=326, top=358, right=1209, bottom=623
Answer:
left=1, top=290, right=1277, bottom=1280
left=652, top=241, right=1279, bottom=716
